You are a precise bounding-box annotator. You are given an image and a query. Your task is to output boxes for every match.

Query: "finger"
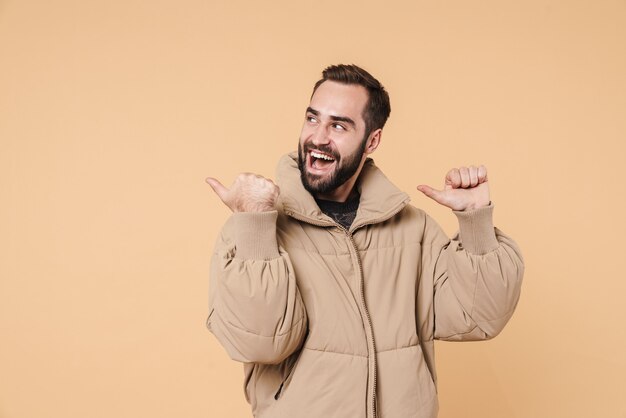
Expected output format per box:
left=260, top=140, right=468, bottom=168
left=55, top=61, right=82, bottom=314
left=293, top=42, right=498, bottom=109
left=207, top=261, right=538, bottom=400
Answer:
left=469, top=165, right=478, bottom=187
left=445, top=169, right=462, bottom=189
left=478, top=165, right=488, bottom=183
left=459, top=167, right=470, bottom=188
left=205, top=177, right=230, bottom=201
left=417, top=184, right=444, bottom=204
left=241, top=172, right=263, bottom=180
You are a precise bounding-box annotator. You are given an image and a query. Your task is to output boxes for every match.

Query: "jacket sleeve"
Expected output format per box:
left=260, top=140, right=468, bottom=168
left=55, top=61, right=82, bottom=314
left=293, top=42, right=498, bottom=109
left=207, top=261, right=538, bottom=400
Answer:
left=206, top=210, right=308, bottom=364
left=422, top=202, right=524, bottom=341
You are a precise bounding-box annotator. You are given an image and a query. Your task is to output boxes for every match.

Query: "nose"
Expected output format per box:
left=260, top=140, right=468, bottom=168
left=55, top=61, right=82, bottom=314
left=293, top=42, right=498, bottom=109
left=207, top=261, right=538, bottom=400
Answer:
left=310, top=124, right=330, bottom=147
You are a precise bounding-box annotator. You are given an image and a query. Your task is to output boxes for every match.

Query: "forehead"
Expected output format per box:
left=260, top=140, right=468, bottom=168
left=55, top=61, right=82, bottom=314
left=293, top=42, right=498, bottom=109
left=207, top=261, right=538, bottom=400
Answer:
left=309, top=81, right=368, bottom=126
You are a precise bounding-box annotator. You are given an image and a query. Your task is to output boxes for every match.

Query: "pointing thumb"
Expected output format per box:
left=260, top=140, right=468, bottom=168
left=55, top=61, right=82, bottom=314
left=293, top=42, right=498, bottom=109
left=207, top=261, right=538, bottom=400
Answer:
left=205, top=177, right=229, bottom=202
left=416, top=184, right=443, bottom=204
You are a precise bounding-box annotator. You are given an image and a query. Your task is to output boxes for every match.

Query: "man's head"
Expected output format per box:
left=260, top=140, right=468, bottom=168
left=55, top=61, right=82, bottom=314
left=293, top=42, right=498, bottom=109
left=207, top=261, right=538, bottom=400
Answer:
left=298, top=64, right=391, bottom=201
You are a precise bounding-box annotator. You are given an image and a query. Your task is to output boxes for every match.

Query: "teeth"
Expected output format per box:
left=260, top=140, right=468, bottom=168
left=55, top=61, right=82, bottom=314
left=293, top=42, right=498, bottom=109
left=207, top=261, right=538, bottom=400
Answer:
left=311, top=151, right=335, bottom=161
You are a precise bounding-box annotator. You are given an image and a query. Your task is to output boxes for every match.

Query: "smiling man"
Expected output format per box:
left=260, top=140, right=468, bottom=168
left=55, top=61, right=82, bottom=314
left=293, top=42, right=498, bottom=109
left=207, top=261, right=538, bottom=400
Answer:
left=205, top=64, right=524, bottom=418
left=298, top=79, right=376, bottom=202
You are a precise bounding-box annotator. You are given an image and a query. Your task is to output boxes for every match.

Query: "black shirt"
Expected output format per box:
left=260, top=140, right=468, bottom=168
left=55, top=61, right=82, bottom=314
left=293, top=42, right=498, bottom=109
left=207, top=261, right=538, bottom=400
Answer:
left=315, top=191, right=360, bottom=230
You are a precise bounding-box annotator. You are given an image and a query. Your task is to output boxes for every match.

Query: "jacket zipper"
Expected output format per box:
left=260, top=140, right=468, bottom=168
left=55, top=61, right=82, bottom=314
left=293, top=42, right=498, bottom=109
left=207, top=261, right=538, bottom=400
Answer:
left=345, top=201, right=408, bottom=418
left=285, top=199, right=408, bottom=418
left=343, top=226, right=378, bottom=418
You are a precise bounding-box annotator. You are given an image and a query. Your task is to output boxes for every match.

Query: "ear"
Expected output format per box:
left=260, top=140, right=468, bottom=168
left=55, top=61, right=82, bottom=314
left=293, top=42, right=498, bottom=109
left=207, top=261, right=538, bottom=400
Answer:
left=364, top=129, right=382, bottom=155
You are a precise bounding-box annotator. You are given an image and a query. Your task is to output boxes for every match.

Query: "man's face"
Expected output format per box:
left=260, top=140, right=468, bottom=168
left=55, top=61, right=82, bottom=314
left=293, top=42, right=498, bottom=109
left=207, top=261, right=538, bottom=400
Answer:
left=298, top=80, right=370, bottom=197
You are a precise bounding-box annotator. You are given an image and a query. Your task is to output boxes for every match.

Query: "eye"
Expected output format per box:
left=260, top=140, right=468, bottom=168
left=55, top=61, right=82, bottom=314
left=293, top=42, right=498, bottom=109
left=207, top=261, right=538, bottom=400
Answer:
left=306, top=115, right=317, bottom=123
left=332, top=123, right=346, bottom=131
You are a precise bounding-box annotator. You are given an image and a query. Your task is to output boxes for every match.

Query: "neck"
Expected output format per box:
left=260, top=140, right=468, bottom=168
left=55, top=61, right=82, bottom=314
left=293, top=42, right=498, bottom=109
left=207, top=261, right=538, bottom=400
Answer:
left=316, top=184, right=359, bottom=203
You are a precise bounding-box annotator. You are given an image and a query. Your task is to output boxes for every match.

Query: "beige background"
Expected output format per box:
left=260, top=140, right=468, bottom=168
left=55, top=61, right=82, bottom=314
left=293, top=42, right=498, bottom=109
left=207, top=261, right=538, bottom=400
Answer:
left=1, top=0, right=625, bottom=417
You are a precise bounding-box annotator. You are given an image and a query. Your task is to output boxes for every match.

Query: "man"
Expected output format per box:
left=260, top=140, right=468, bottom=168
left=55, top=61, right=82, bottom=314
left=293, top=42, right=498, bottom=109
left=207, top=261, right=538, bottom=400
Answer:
left=205, top=64, right=524, bottom=418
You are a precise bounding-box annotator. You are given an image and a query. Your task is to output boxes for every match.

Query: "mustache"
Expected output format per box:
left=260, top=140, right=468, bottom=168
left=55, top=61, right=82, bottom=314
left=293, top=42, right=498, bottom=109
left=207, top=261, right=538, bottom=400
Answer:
left=302, top=142, right=340, bottom=161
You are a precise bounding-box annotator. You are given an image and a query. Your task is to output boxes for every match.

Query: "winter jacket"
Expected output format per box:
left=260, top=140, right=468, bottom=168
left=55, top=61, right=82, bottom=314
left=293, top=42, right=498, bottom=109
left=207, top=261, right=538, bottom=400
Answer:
left=206, top=152, right=524, bottom=418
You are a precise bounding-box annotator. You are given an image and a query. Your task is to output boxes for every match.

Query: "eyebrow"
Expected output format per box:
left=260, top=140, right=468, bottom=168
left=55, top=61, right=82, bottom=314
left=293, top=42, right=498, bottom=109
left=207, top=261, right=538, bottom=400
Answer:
left=306, top=107, right=356, bottom=129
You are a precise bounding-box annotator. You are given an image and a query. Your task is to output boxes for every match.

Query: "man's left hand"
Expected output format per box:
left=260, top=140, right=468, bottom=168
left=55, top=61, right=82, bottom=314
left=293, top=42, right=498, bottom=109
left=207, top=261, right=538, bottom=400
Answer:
left=416, top=165, right=491, bottom=211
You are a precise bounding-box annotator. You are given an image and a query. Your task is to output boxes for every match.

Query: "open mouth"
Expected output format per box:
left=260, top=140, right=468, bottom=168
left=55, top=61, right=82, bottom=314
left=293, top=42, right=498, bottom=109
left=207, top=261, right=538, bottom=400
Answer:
left=308, top=150, right=336, bottom=173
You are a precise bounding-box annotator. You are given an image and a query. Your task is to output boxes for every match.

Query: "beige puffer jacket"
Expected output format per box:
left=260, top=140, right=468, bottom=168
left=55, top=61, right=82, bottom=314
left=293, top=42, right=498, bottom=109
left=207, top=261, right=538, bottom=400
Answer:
left=207, top=152, right=524, bottom=418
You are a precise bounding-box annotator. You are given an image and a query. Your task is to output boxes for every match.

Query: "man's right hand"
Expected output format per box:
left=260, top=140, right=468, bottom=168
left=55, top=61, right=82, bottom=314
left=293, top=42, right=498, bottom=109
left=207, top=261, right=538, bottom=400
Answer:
left=205, top=173, right=280, bottom=213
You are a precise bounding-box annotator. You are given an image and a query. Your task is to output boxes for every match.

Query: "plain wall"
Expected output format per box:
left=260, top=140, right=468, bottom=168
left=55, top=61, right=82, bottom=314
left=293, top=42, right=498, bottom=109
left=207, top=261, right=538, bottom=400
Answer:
left=1, top=0, right=625, bottom=417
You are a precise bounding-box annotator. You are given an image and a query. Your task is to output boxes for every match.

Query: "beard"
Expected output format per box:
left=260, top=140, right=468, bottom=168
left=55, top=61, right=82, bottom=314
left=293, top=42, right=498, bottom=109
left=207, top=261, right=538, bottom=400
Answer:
left=297, top=135, right=368, bottom=196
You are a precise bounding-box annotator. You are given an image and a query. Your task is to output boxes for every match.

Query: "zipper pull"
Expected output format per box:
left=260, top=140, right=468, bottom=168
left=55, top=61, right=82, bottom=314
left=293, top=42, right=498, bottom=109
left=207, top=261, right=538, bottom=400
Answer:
left=274, top=382, right=285, bottom=400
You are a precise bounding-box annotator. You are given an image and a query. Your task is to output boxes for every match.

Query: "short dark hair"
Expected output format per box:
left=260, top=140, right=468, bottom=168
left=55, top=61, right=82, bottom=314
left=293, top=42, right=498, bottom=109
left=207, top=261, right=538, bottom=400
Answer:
left=311, top=64, right=391, bottom=137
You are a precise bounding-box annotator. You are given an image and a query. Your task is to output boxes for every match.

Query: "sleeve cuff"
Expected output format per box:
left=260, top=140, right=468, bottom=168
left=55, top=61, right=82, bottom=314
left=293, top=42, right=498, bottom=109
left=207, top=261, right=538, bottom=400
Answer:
left=232, top=211, right=281, bottom=260
left=452, top=202, right=499, bottom=255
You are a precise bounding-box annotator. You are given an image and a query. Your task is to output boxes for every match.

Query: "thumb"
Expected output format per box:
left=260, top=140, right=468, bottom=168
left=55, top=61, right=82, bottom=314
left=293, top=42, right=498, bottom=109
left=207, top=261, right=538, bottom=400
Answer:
left=416, top=184, right=445, bottom=204
left=205, top=177, right=230, bottom=202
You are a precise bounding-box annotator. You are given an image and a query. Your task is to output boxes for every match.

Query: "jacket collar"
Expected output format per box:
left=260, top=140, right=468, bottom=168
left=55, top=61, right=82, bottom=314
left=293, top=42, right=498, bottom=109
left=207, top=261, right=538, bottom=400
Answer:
left=276, top=152, right=410, bottom=231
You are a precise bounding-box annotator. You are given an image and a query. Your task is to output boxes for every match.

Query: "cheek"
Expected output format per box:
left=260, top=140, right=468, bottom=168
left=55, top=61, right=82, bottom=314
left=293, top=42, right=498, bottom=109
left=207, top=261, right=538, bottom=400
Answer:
left=299, top=127, right=312, bottom=144
left=334, top=135, right=360, bottom=155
